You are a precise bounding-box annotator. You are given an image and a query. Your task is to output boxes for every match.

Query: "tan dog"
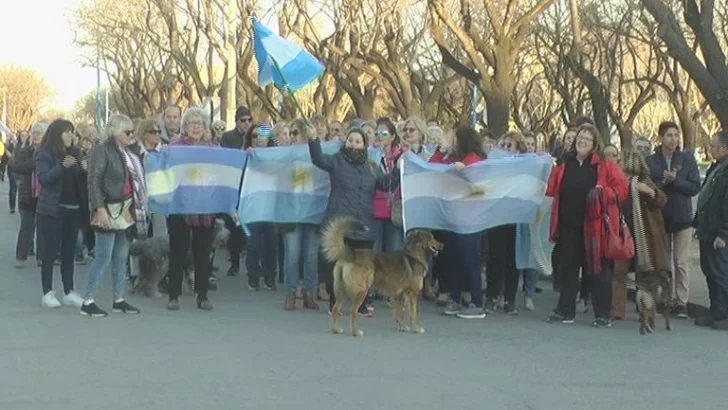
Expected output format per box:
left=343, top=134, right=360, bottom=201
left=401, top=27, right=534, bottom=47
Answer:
left=321, top=217, right=443, bottom=337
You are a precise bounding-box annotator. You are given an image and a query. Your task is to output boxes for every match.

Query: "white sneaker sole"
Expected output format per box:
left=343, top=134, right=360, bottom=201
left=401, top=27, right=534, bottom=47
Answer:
left=80, top=310, right=107, bottom=318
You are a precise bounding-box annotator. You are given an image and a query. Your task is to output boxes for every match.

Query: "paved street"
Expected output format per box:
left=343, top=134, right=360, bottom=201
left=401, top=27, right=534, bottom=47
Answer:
left=0, top=182, right=725, bottom=410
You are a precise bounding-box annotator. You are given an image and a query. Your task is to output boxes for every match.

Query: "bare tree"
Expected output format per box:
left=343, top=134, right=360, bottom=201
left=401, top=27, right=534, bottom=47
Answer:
left=428, top=0, right=558, bottom=137
left=0, top=65, right=52, bottom=131
left=641, top=0, right=728, bottom=129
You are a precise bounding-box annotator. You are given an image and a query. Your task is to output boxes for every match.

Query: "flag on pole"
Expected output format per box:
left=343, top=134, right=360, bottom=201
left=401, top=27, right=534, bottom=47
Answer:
left=251, top=18, right=324, bottom=91
left=400, top=152, right=552, bottom=234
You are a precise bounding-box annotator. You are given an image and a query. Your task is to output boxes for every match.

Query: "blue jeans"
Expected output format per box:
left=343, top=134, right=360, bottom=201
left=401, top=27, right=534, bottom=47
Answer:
left=373, top=220, right=404, bottom=253
left=85, top=231, right=130, bottom=299
left=523, top=268, right=539, bottom=298
left=282, top=224, right=319, bottom=293
left=246, top=222, right=277, bottom=285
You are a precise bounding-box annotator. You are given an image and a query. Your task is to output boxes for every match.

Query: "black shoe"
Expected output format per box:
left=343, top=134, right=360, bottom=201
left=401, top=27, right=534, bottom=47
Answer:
left=695, top=316, right=715, bottom=327
left=504, top=302, right=519, bottom=315
left=263, top=281, right=277, bottom=291
left=247, top=278, right=260, bottom=291
left=10, top=209, right=15, bottom=214
left=592, top=318, right=613, bottom=328
left=484, top=298, right=498, bottom=314
left=227, top=264, right=240, bottom=276
left=112, top=300, right=140, bottom=314
left=357, top=302, right=373, bottom=317
left=80, top=302, right=108, bottom=318
left=673, top=304, right=689, bottom=319
left=711, top=318, right=728, bottom=330
left=547, top=311, right=574, bottom=324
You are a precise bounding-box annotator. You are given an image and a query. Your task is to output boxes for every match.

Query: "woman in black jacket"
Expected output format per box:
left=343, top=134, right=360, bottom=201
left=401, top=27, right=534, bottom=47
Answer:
left=35, top=119, right=86, bottom=309
left=309, top=126, right=399, bottom=314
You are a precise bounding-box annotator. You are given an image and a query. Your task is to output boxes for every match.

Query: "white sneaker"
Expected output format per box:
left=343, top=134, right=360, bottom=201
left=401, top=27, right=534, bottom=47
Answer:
left=62, top=291, right=84, bottom=307
left=524, top=297, right=535, bottom=311
left=41, top=291, right=62, bottom=308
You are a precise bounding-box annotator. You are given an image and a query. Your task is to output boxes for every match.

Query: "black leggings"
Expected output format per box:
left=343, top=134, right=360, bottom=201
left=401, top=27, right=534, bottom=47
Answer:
left=486, top=225, right=519, bottom=303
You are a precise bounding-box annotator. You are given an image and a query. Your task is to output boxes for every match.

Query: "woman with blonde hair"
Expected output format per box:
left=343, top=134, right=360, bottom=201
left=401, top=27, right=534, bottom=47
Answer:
left=272, top=121, right=291, bottom=146
left=402, top=117, right=432, bottom=160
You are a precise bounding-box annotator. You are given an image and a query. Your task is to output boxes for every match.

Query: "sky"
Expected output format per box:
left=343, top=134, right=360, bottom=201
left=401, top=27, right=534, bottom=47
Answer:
left=0, top=0, right=100, bottom=111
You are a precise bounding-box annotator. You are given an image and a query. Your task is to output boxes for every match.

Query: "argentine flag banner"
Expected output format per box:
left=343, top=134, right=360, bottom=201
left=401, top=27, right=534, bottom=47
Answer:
left=144, top=146, right=248, bottom=215
left=515, top=197, right=555, bottom=275
left=401, top=151, right=552, bottom=234
left=238, top=142, right=383, bottom=225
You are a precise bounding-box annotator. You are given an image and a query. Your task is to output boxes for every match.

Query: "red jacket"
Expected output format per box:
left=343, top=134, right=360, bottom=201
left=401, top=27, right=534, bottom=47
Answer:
left=546, top=154, right=628, bottom=243
left=429, top=150, right=482, bottom=166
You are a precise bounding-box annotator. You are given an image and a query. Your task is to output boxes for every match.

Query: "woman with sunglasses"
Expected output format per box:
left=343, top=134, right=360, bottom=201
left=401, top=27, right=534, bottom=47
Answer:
left=81, top=114, right=145, bottom=317
left=402, top=117, right=432, bottom=160
left=210, top=120, right=226, bottom=146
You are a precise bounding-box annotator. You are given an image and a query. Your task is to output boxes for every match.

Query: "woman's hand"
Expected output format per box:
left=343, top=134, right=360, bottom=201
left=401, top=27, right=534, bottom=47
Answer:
left=714, top=237, right=726, bottom=250
left=452, top=161, right=465, bottom=171
left=636, top=182, right=655, bottom=197
left=92, top=207, right=111, bottom=230
left=62, top=155, right=77, bottom=168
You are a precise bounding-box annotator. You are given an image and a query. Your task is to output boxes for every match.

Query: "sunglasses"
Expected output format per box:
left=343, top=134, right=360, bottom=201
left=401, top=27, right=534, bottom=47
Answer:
left=149, top=130, right=161, bottom=135
left=290, top=129, right=300, bottom=137
left=404, top=127, right=417, bottom=133
left=375, top=130, right=390, bottom=138
left=500, top=142, right=513, bottom=149
left=238, top=117, right=252, bottom=123
left=123, top=130, right=134, bottom=136
left=213, top=126, right=225, bottom=131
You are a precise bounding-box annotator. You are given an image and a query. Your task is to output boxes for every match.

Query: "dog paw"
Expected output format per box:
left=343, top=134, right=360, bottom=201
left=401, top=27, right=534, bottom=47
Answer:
left=412, top=327, right=425, bottom=334
left=398, top=326, right=410, bottom=332
left=331, top=328, right=343, bottom=335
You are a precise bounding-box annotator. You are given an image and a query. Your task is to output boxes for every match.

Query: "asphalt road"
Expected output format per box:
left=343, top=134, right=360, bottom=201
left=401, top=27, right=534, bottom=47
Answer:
left=0, top=182, right=724, bottom=410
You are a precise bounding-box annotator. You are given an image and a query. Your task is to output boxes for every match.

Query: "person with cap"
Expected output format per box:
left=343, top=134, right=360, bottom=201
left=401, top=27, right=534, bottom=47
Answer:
left=308, top=123, right=400, bottom=315
left=221, top=106, right=254, bottom=149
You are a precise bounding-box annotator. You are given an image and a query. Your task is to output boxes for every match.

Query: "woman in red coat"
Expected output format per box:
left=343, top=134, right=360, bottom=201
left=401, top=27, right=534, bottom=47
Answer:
left=545, top=124, right=628, bottom=327
left=430, top=126, right=487, bottom=319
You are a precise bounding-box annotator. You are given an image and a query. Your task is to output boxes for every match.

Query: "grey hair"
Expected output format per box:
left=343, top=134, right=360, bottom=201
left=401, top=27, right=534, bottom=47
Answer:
left=212, top=119, right=226, bottom=129
left=182, top=107, right=211, bottom=131
left=633, top=135, right=651, bottom=145
left=105, top=114, right=135, bottom=140
left=30, top=122, right=49, bottom=137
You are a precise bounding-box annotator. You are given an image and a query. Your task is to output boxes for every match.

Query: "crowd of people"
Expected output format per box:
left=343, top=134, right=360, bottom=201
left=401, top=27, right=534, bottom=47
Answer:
left=2, top=105, right=727, bottom=331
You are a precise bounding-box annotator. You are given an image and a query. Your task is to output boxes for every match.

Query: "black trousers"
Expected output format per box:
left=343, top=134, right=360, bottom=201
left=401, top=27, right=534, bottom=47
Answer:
left=486, top=225, right=520, bottom=303
left=38, top=208, right=79, bottom=295
left=699, top=240, right=728, bottom=320
left=167, top=216, right=213, bottom=299
left=222, top=215, right=244, bottom=268
left=555, top=224, right=613, bottom=319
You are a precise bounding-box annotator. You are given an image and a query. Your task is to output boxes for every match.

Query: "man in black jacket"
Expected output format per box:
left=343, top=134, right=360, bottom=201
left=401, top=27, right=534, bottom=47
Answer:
left=693, top=130, right=728, bottom=330
left=646, top=121, right=702, bottom=318
left=219, top=106, right=253, bottom=275
left=220, top=106, right=253, bottom=149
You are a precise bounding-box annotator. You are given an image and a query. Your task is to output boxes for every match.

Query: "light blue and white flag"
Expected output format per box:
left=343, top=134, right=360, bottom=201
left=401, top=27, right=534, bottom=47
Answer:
left=0, top=120, right=13, bottom=137
left=252, top=19, right=324, bottom=91
left=239, top=142, right=383, bottom=225
left=515, top=197, right=555, bottom=276
left=145, top=146, right=248, bottom=215
left=401, top=151, right=552, bottom=234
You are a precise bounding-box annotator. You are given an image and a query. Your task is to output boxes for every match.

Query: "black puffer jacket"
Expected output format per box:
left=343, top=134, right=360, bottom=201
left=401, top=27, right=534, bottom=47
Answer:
left=308, top=138, right=398, bottom=230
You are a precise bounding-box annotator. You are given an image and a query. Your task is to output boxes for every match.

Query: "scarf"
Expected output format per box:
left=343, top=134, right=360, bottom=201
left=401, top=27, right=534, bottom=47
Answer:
left=120, top=148, right=149, bottom=238
left=630, top=176, right=654, bottom=272
left=584, top=187, right=605, bottom=275
left=342, top=147, right=367, bottom=163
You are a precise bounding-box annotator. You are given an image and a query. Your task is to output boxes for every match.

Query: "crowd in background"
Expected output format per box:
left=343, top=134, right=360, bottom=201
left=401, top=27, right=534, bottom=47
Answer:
left=2, top=106, right=728, bottom=331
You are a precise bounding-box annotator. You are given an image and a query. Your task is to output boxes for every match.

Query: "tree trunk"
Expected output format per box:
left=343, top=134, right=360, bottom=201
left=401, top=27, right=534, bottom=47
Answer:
left=483, top=84, right=510, bottom=138
left=675, top=107, right=695, bottom=153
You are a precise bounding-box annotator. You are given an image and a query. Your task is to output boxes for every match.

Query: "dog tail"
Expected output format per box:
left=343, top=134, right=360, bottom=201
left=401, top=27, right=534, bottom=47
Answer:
left=321, top=217, right=360, bottom=263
